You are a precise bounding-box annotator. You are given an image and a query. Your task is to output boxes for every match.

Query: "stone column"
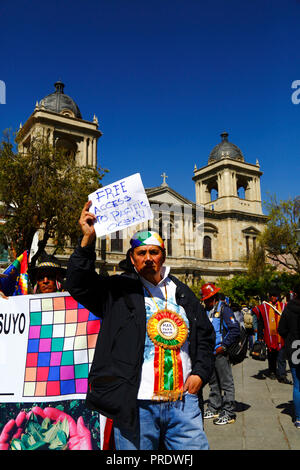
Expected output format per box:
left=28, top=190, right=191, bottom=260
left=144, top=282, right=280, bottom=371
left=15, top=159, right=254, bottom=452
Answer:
left=196, top=182, right=206, bottom=205
left=86, top=137, right=92, bottom=165
left=49, top=129, right=54, bottom=147
left=217, top=173, right=222, bottom=198
left=255, top=176, right=262, bottom=214
left=231, top=171, right=237, bottom=196
left=255, top=177, right=262, bottom=202
left=79, top=137, right=84, bottom=167
left=245, top=177, right=252, bottom=200
left=218, top=169, right=226, bottom=198
left=204, top=185, right=211, bottom=204
left=81, top=138, right=86, bottom=167
left=93, top=138, right=97, bottom=168
left=222, top=169, right=231, bottom=197
left=195, top=182, right=200, bottom=204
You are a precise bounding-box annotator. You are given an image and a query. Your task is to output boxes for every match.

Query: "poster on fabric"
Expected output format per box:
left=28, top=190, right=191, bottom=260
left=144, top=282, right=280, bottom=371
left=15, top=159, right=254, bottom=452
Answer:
left=88, top=172, right=153, bottom=238
left=0, top=292, right=100, bottom=403
left=0, top=293, right=115, bottom=450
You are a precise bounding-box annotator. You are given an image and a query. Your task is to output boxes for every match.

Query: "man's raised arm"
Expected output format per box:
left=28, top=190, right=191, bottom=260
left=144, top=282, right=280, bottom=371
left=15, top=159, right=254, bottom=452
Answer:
left=66, top=201, right=106, bottom=317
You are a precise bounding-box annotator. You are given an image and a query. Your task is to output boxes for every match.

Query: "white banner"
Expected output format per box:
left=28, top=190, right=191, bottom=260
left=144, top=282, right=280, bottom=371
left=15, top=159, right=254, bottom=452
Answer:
left=88, top=173, right=153, bottom=237
left=0, top=292, right=100, bottom=403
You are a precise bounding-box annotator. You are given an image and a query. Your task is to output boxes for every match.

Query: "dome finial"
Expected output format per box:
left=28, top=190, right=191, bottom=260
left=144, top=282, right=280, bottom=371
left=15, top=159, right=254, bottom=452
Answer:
left=39, top=81, right=82, bottom=119
left=54, top=80, right=65, bottom=94
left=220, top=131, right=229, bottom=142
left=208, top=132, right=244, bottom=163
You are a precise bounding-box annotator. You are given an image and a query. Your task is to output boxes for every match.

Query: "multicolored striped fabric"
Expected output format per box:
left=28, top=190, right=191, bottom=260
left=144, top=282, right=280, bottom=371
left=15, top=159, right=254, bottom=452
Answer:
left=36, top=261, right=62, bottom=270
left=252, top=301, right=286, bottom=350
left=130, top=230, right=165, bottom=250
left=0, top=250, right=29, bottom=296
left=14, top=250, right=29, bottom=296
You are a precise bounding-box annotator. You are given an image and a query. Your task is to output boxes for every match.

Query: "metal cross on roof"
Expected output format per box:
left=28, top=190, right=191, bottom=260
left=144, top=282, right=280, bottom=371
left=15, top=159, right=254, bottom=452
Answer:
left=161, top=172, right=168, bottom=186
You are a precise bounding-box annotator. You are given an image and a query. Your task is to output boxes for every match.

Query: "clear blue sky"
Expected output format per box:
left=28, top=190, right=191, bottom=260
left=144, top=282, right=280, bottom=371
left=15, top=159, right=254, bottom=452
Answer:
left=1, top=0, right=299, bottom=211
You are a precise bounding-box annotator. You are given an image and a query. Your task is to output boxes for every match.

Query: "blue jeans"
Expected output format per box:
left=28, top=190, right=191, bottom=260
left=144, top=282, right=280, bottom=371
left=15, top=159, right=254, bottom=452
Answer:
left=290, top=365, right=300, bottom=421
left=114, top=394, right=209, bottom=450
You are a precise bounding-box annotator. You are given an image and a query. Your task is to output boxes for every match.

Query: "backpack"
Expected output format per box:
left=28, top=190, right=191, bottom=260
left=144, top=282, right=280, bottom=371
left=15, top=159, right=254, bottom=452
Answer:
left=243, top=308, right=253, bottom=329
left=226, top=326, right=248, bottom=365
left=250, top=340, right=267, bottom=361
left=220, top=306, right=248, bottom=365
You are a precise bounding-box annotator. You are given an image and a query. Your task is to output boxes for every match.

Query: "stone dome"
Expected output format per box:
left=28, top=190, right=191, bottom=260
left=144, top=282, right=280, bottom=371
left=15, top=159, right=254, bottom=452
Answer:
left=39, top=81, right=82, bottom=119
left=208, top=132, right=244, bottom=163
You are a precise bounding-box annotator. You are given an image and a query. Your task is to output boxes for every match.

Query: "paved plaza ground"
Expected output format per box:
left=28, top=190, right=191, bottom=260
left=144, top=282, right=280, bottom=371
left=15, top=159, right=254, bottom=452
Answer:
left=203, top=353, right=300, bottom=450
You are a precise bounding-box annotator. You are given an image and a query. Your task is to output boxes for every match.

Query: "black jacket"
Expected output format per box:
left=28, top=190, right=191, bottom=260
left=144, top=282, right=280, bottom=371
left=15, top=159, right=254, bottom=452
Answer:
left=66, top=244, right=216, bottom=430
left=278, top=299, right=300, bottom=363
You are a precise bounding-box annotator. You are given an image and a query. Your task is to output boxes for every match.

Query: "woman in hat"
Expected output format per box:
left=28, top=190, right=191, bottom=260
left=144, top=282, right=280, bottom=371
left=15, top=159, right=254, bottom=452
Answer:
left=28, top=253, right=66, bottom=294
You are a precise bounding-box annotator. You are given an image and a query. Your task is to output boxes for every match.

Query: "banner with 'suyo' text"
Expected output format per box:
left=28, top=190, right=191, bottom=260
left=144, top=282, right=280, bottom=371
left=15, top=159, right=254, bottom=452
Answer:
left=0, top=292, right=103, bottom=450
left=0, top=292, right=100, bottom=402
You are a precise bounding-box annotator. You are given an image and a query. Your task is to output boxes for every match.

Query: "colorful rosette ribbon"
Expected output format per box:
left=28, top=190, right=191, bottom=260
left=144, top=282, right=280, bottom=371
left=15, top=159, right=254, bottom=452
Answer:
left=147, top=309, right=188, bottom=401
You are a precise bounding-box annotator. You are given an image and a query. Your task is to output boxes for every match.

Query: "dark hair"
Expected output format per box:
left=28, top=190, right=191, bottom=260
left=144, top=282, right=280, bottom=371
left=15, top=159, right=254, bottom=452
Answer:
left=293, top=283, right=300, bottom=298
left=118, top=249, right=135, bottom=273
left=230, top=303, right=241, bottom=312
left=269, top=287, right=280, bottom=298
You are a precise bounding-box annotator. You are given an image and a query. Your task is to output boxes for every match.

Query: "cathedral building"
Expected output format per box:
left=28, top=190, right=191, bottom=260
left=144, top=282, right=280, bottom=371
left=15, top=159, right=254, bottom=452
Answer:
left=15, top=82, right=267, bottom=283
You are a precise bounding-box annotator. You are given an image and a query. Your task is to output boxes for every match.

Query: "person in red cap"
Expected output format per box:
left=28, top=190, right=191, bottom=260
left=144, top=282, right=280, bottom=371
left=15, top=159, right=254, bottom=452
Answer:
left=201, top=283, right=240, bottom=425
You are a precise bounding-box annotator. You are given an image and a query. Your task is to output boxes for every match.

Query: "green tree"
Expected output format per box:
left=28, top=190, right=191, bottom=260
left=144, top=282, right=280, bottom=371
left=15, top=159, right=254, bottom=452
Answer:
left=198, top=195, right=300, bottom=306
left=0, top=132, right=107, bottom=262
left=216, top=275, right=260, bottom=306
left=216, top=267, right=300, bottom=306
left=260, top=195, right=300, bottom=274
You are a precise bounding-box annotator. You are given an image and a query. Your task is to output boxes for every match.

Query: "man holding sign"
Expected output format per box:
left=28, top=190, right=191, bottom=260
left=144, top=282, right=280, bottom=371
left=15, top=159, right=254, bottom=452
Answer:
left=66, top=200, right=215, bottom=450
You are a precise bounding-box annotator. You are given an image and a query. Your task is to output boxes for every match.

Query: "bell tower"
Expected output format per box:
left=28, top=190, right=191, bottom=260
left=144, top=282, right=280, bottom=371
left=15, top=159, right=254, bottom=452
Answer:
left=16, top=81, right=102, bottom=168
left=193, top=132, right=267, bottom=265
left=193, top=132, right=263, bottom=215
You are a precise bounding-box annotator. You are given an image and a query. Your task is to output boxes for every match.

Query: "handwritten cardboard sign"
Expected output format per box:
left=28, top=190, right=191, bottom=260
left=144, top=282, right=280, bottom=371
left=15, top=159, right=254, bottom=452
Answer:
left=88, top=173, right=153, bottom=238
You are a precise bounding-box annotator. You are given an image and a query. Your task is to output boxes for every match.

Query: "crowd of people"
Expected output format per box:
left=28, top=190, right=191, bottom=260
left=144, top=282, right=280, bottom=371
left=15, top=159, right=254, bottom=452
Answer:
left=1, top=200, right=300, bottom=450
left=65, top=201, right=300, bottom=449
left=200, top=283, right=300, bottom=430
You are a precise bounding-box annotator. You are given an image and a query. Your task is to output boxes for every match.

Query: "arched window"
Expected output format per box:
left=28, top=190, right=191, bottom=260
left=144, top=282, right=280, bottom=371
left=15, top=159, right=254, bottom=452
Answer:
left=55, top=137, right=77, bottom=159
left=100, top=236, right=106, bottom=261
left=243, top=227, right=260, bottom=258
left=210, top=188, right=218, bottom=201
left=165, top=222, right=173, bottom=257
left=203, top=236, right=212, bottom=259
left=245, top=236, right=250, bottom=258
left=237, top=186, right=246, bottom=199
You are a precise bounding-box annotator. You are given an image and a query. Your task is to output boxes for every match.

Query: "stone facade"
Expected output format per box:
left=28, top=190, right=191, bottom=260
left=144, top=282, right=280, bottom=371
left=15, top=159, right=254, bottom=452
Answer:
left=96, top=132, right=268, bottom=283
left=15, top=83, right=268, bottom=284
left=16, top=81, right=102, bottom=168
